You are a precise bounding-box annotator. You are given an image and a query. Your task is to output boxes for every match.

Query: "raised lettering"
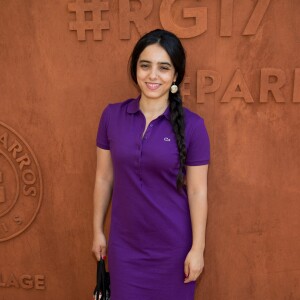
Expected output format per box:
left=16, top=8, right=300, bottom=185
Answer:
left=243, top=0, right=271, bottom=35
left=119, top=0, right=153, bottom=39
left=160, top=0, right=207, bottom=38
left=260, top=68, right=286, bottom=103
left=35, top=275, right=46, bottom=290
left=293, top=68, right=300, bottom=103
left=0, top=132, right=8, bottom=149
left=221, top=69, right=254, bottom=103
left=20, top=275, right=34, bottom=289
left=16, top=153, right=31, bottom=171
left=0, top=273, right=46, bottom=290
left=6, top=274, right=19, bottom=288
left=197, top=70, right=222, bottom=103
left=220, top=0, right=234, bottom=36
left=68, top=0, right=110, bottom=41
left=14, top=216, right=23, bottom=225
left=0, top=273, right=5, bottom=287
left=181, top=76, right=191, bottom=102
left=8, top=140, right=23, bottom=159
left=0, top=171, right=5, bottom=203
left=23, top=185, right=37, bottom=197
left=1, top=222, right=8, bottom=233
left=22, top=169, right=36, bottom=185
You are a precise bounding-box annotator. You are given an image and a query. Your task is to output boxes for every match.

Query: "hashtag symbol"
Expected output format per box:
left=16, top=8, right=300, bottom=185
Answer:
left=68, top=0, right=109, bottom=41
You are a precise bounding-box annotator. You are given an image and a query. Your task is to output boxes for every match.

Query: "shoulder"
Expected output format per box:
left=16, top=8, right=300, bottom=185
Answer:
left=107, top=98, right=135, bottom=108
left=183, top=107, right=210, bottom=165
left=100, top=97, right=139, bottom=122
left=105, top=97, right=138, bottom=113
left=183, top=107, right=205, bottom=131
left=99, top=97, right=138, bottom=122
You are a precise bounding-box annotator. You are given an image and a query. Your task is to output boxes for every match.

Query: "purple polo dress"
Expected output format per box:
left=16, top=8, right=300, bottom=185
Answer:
left=96, top=96, right=210, bottom=300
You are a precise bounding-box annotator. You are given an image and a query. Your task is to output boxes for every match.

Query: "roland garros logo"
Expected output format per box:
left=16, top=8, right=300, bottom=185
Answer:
left=0, top=122, right=42, bottom=242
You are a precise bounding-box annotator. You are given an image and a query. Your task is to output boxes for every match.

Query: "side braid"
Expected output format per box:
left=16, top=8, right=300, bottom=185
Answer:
left=169, top=91, right=186, bottom=190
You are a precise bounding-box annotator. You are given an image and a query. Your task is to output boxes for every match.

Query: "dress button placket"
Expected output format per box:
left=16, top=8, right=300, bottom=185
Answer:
left=138, top=118, right=145, bottom=185
left=139, top=121, right=154, bottom=185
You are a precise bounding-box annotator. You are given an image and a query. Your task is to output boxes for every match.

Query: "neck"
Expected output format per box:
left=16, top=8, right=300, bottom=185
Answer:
left=139, top=95, right=169, bottom=117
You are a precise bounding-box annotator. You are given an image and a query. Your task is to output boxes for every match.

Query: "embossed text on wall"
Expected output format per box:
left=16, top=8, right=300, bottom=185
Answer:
left=0, top=273, right=46, bottom=290
left=66, top=0, right=299, bottom=104
left=68, top=0, right=271, bottom=40
left=0, top=122, right=43, bottom=242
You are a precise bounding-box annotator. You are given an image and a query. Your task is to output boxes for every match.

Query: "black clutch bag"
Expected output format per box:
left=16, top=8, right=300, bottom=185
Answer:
left=93, top=258, right=110, bottom=300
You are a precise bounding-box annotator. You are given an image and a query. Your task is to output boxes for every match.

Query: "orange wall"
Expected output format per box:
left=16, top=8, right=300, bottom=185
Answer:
left=1, top=1, right=300, bottom=299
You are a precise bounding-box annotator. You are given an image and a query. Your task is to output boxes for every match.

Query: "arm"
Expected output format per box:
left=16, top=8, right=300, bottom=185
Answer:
left=92, top=147, right=114, bottom=261
left=184, top=164, right=208, bottom=283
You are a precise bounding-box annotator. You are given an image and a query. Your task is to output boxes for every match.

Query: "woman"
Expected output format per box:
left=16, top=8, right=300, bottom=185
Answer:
left=92, top=29, right=210, bottom=299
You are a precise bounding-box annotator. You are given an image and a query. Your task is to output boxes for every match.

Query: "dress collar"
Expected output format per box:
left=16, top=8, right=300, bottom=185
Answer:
left=127, top=95, right=171, bottom=120
left=126, top=95, right=141, bottom=114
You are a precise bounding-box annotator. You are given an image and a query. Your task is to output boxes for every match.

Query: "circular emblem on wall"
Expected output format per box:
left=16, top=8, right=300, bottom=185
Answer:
left=0, top=121, right=42, bottom=242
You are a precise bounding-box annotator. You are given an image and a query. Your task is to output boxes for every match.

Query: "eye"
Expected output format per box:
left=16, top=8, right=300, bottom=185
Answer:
left=140, top=64, right=149, bottom=69
left=160, top=66, right=170, bottom=71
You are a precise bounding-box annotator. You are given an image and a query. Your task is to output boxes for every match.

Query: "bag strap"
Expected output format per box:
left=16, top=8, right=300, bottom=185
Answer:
left=100, top=259, right=106, bottom=297
left=93, top=258, right=103, bottom=300
left=94, top=258, right=110, bottom=300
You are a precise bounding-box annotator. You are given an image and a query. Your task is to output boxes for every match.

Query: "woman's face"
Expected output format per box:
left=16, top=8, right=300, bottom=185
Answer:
left=136, top=43, right=177, bottom=102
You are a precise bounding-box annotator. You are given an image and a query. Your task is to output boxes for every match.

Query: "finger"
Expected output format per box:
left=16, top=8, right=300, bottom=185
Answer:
left=97, top=247, right=102, bottom=261
left=184, top=269, right=202, bottom=283
left=184, top=277, right=192, bottom=283
left=184, top=277, right=195, bottom=283
left=184, top=261, right=189, bottom=280
left=184, top=272, right=196, bottom=283
left=92, top=244, right=101, bottom=261
left=101, top=247, right=107, bottom=260
left=93, top=248, right=101, bottom=261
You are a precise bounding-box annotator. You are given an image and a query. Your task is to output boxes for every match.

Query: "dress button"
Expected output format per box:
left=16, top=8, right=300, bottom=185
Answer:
left=149, top=124, right=153, bottom=127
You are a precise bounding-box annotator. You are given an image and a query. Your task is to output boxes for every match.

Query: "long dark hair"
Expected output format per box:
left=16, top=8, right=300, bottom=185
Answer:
left=129, top=29, right=187, bottom=189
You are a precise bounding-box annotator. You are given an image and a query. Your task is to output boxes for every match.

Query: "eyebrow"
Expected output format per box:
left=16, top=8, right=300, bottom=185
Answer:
left=139, top=60, right=172, bottom=67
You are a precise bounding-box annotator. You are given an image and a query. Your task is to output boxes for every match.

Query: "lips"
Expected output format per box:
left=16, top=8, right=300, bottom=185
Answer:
left=146, top=82, right=161, bottom=90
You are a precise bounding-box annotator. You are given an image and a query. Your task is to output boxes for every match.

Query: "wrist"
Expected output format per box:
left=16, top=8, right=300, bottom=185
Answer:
left=93, top=227, right=104, bottom=235
left=191, top=244, right=205, bottom=253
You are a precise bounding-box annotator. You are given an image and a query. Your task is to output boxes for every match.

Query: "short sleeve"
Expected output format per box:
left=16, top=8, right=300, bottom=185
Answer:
left=96, top=105, right=111, bottom=150
left=185, top=118, right=210, bottom=166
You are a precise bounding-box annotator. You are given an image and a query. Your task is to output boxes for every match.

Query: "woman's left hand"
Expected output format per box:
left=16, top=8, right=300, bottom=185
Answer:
left=183, top=249, right=204, bottom=283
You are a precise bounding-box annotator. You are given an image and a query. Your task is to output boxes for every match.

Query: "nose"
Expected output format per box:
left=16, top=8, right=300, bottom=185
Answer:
left=149, top=67, right=158, bottom=80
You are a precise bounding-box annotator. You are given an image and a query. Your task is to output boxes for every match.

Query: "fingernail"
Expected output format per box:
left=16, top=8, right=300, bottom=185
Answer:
left=102, top=255, right=106, bottom=260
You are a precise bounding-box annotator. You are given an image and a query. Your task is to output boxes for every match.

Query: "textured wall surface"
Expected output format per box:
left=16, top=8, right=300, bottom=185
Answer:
left=0, top=0, right=300, bottom=299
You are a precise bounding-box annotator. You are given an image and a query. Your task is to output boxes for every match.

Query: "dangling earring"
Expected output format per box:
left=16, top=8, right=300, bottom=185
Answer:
left=170, top=82, right=178, bottom=94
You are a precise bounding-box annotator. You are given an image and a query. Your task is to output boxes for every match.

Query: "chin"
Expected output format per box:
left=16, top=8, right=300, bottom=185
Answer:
left=145, top=94, right=164, bottom=100
left=142, top=90, right=169, bottom=100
